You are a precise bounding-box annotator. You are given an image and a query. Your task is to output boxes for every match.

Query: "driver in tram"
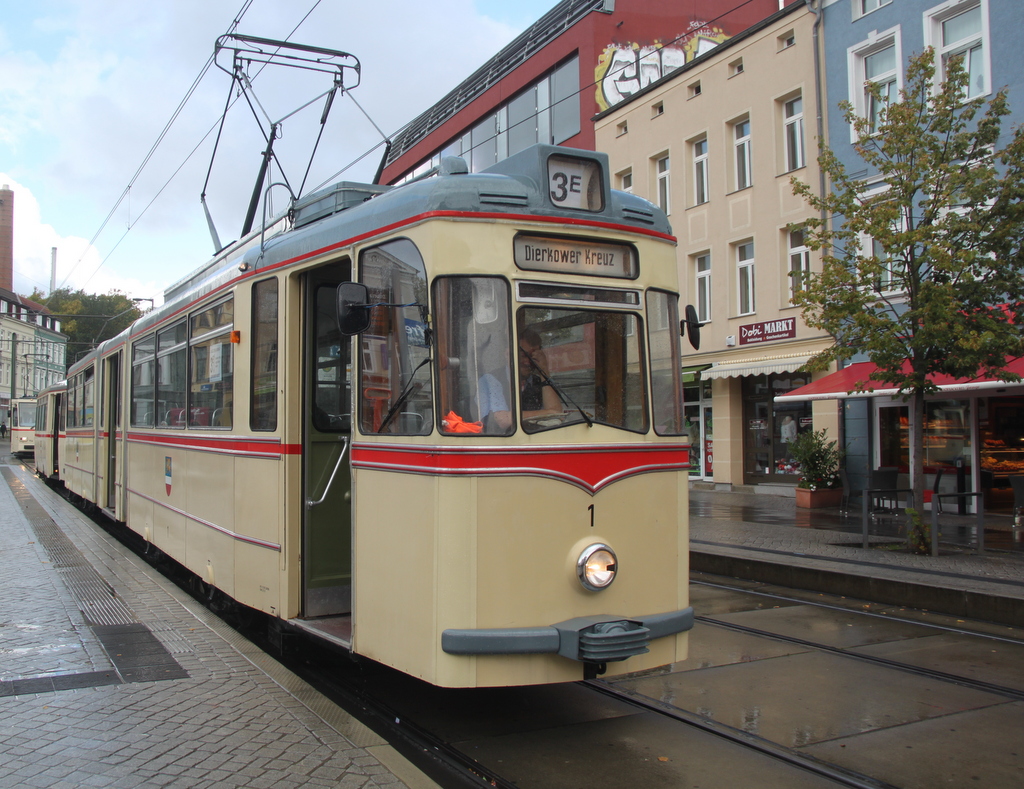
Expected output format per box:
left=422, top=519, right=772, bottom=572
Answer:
left=517, top=328, right=562, bottom=421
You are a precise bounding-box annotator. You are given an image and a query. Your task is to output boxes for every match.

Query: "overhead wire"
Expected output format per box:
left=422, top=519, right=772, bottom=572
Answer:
left=73, top=0, right=327, bottom=292
left=72, top=0, right=762, bottom=291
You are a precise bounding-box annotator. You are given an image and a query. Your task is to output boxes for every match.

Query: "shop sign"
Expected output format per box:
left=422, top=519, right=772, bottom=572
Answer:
left=739, top=317, right=796, bottom=345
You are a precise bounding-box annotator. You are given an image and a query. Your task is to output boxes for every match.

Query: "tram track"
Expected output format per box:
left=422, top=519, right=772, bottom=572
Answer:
left=585, top=679, right=898, bottom=789
left=690, top=576, right=1024, bottom=701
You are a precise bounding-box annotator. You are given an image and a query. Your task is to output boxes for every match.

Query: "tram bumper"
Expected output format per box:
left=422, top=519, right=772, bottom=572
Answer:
left=441, top=608, right=693, bottom=663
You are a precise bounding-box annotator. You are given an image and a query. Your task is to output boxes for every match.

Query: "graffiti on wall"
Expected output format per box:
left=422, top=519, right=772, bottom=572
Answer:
left=595, top=24, right=730, bottom=111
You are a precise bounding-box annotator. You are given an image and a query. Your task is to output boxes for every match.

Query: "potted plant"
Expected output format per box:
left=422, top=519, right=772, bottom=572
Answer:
left=788, top=428, right=843, bottom=508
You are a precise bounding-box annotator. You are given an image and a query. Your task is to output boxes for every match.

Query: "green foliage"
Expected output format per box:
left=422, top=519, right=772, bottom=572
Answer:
left=787, top=428, right=842, bottom=490
left=32, top=288, right=148, bottom=363
left=790, top=48, right=1024, bottom=511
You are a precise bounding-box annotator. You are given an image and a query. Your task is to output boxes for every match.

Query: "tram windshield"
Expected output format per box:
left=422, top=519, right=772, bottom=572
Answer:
left=517, top=306, right=646, bottom=434
left=434, top=275, right=651, bottom=435
left=13, top=402, right=36, bottom=429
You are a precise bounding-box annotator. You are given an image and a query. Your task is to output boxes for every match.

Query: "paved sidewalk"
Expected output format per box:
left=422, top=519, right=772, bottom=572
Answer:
left=0, top=459, right=435, bottom=789
left=690, top=486, right=1024, bottom=626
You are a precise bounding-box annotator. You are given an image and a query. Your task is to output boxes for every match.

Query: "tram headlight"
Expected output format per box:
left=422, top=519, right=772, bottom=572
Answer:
left=577, top=543, right=617, bottom=591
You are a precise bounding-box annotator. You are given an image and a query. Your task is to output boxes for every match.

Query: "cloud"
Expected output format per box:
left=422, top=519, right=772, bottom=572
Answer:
left=1, top=173, right=166, bottom=301
left=0, top=0, right=527, bottom=299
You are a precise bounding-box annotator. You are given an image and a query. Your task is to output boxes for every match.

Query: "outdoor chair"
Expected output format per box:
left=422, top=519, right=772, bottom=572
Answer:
left=1009, top=475, right=1024, bottom=528
left=869, top=467, right=900, bottom=516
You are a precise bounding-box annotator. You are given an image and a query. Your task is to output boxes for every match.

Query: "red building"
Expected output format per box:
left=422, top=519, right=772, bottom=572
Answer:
left=381, top=0, right=800, bottom=185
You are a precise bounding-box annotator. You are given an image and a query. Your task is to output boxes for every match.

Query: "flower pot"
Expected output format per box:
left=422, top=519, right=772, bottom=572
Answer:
left=795, top=486, right=843, bottom=509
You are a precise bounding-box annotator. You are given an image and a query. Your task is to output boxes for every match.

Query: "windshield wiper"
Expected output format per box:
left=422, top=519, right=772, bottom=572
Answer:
left=523, top=352, right=594, bottom=427
left=378, top=357, right=431, bottom=433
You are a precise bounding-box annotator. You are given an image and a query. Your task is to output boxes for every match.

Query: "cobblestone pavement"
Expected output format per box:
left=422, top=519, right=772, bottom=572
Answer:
left=0, top=458, right=429, bottom=789
left=690, top=488, right=1024, bottom=602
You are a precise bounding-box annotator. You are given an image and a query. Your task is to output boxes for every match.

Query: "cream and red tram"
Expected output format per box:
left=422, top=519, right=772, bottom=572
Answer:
left=42, top=145, right=693, bottom=687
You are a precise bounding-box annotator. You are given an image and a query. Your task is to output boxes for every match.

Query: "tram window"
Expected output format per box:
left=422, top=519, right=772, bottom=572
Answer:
left=189, top=299, right=233, bottom=428
left=251, top=279, right=278, bottom=431
left=312, top=284, right=350, bottom=432
left=516, top=306, right=648, bottom=434
left=82, top=366, right=95, bottom=427
left=434, top=277, right=514, bottom=436
left=156, top=321, right=187, bottom=428
left=131, top=335, right=156, bottom=427
left=358, top=239, right=433, bottom=435
left=647, top=290, right=685, bottom=436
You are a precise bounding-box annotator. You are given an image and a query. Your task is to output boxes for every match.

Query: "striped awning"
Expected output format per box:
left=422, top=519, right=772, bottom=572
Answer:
left=702, top=354, right=812, bottom=380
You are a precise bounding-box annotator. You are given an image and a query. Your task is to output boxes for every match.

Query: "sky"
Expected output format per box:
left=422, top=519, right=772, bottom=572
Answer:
left=0, top=0, right=561, bottom=305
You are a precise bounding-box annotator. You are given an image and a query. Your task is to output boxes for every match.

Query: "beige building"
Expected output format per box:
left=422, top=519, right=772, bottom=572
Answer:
left=594, top=3, right=838, bottom=492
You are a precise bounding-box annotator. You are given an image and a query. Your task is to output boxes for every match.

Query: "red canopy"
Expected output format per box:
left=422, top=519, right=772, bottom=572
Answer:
left=774, top=358, right=1024, bottom=402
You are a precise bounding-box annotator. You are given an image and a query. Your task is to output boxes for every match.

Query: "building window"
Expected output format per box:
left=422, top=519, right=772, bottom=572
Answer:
left=789, top=229, right=811, bottom=300
left=729, top=59, right=744, bottom=77
left=652, top=101, right=664, bottom=117
left=733, top=118, right=752, bottom=191
left=616, top=120, right=628, bottom=137
left=865, top=45, right=898, bottom=131
left=927, top=0, right=989, bottom=100
left=857, top=0, right=892, bottom=17
left=655, top=155, right=670, bottom=214
left=778, top=30, right=796, bottom=51
left=619, top=170, right=633, bottom=193
left=850, top=32, right=901, bottom=136
left=695, top=253, right=712, bottom=323
left=737, top=241, right=755, bottom=316
left=550, top=58, right=581, bottom=145
left=508, top=86, right=540, bottom=155
left=692, top=137, right=709, bottom=206
left=688, top=81, right=702, bottom=98
left=783, top=95, right=805, bottom=172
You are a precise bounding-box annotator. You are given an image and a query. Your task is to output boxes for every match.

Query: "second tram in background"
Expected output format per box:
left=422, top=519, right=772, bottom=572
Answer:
left=35, top=144, right=694, bottom=687
left=11, top=396, right=38, bottom=456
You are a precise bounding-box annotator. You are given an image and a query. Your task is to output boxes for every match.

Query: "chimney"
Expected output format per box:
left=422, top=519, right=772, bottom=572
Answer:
left=0, top=185, right=12, bottom=292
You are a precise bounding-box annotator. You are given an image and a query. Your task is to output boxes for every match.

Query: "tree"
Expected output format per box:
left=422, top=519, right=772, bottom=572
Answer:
left=791, top=48, right=1024, bottom=549
left=32, top=289, right=148, bottom=364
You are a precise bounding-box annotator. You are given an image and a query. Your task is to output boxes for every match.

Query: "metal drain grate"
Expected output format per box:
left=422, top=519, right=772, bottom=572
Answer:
left=3, top=470, right=136, bottom=626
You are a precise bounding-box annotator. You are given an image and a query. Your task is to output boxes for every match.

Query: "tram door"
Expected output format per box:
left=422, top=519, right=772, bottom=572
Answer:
left=302, top=267, right=354, bottom=617
left=104, top=353, right=121, bottom=511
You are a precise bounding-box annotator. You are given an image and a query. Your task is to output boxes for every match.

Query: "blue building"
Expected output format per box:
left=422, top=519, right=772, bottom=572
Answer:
left=803, top=0, right=1024, bottom=508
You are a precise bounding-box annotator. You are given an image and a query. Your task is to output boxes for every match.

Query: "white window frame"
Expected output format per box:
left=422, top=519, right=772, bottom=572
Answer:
left=788, top=228, right=811, bottom=300
left=783, top=95, right=805, bottom=172
left=736, top=241, right=755, bottom=316
left=692, top=136, right=709, bottom=205
left=655, top=154, right=671, bottom=214
left=854, top=0, right=892, bottom=20
left=732, top=118, right=752, bottom=191
left=848, top=28, right=903, bottom=140
left=695, top=252, right=712, bottom=323
left=619, top=169, right=633, bottom=193
left=925, top=0, right=990, bottom=100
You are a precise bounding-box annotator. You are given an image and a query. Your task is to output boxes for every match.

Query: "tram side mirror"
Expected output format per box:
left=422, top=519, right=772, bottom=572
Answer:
left=337, top=282, right=372, bottom=336
left=681, top=304, right=701, bottom=350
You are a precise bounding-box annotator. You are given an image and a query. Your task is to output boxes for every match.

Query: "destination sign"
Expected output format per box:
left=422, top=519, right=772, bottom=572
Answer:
left=514, top=235, right=637, bottom=279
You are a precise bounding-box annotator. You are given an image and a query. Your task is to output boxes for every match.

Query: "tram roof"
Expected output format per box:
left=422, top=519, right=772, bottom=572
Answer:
left=243, top=144, right=672, bottom=272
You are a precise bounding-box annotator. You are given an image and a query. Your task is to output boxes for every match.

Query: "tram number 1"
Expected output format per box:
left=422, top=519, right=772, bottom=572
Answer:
left=588, top=504, right=595, bottom=528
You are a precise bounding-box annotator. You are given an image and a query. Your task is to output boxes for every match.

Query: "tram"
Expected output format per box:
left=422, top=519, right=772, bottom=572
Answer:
left=35, top=144, right=694, bottom=687
left=35, top=381, right=65, bottom=479
left=11, top=396, right=38, bottom=455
